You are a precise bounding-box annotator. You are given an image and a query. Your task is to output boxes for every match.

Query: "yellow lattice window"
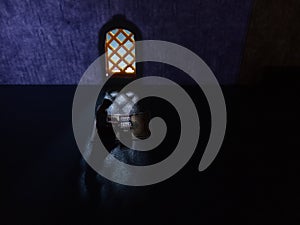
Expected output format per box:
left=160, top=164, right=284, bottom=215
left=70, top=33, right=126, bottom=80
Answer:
left=105, top=28, right=136, bottom=76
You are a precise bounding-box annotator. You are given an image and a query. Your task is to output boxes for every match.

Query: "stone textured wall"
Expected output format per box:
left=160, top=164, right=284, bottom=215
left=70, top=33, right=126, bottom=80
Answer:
left=0, top=0, right=253, bottom=84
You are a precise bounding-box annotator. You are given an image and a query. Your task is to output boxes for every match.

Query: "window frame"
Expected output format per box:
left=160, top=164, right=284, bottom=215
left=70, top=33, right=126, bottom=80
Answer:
left=105, top=28, right=136, bottom=77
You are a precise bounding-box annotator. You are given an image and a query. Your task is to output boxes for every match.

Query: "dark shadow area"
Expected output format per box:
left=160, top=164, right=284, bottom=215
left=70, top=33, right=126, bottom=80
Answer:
left=1, top=75, right=298, bottom=224
left=239, top=0, right=300, bottom=84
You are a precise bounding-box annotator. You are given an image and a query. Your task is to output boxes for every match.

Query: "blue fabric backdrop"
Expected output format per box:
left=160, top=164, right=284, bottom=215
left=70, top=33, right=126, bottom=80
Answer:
left=0, top=0, right=253, bottom=84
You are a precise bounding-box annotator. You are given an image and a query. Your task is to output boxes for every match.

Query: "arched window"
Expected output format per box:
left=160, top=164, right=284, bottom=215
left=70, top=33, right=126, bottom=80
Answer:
left=105, top=28, right=136, bottom=76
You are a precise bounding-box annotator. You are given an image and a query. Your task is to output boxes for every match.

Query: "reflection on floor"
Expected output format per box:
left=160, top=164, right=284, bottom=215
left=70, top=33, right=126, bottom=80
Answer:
left=1, top=81, right=298, bottom=224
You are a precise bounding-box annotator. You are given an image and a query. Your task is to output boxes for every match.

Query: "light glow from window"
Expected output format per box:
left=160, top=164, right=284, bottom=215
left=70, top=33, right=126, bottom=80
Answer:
left=105, top=28, right=136, bottom=75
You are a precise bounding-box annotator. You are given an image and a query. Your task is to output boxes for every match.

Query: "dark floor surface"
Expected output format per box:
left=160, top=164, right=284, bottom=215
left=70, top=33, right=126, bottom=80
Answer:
left=1, top=82, right=299, bottom=225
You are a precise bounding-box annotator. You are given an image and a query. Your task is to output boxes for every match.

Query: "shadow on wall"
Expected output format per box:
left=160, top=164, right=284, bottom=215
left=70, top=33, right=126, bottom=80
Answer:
left=239, top=0, right=300, bottom=85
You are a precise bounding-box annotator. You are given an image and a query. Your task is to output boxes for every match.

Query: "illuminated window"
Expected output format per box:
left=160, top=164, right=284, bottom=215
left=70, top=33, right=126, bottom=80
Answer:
left=105, top=28, right=136, bottom=76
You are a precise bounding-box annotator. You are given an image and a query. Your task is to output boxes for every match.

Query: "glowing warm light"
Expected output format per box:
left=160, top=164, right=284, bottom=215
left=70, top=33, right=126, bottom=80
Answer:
left=125, top=67, right=134, bottom=73
left=105, top=28, right=136, bottom=76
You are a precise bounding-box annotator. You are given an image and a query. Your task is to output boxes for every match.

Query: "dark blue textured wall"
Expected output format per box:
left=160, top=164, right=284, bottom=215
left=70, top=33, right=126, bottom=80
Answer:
left=0, top=0, right=253, bottom=84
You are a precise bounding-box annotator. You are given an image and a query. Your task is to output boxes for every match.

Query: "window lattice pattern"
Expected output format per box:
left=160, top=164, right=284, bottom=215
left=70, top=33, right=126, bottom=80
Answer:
left=105, top=28, right=136, bottom=75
